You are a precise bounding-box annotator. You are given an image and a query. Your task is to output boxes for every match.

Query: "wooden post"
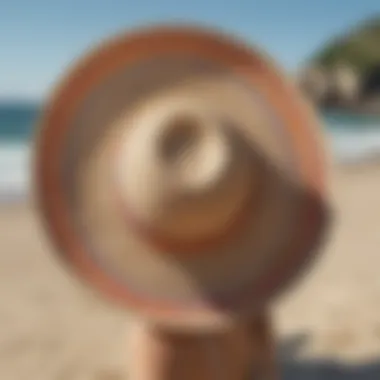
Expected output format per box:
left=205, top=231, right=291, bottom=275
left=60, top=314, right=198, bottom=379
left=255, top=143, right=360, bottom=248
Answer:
left=128, top=312, right=278, bottom=380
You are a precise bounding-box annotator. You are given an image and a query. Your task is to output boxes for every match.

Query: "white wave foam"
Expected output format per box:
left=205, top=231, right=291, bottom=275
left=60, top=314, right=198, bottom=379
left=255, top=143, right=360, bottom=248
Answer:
left=329, top=128, right=380, bottom=164
left=0, top=142, right=31, bottom=202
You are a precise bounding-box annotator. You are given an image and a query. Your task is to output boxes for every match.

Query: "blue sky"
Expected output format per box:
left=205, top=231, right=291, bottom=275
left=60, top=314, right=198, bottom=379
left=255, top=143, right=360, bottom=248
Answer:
left=0, top=0, right=379, bottom=100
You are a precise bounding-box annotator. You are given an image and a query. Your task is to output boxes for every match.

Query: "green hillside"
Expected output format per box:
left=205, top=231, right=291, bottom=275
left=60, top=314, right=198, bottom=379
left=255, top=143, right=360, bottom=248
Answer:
left=310, top=16, right=380, bottom=75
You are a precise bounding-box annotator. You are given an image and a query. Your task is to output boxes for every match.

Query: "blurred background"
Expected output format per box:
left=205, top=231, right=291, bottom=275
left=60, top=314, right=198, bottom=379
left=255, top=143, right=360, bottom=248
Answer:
left=1, top=1, right=380, bottom=379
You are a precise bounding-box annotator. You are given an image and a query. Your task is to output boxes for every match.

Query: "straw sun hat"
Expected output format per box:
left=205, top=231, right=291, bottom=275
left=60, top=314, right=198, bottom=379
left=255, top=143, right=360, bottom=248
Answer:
left=34, top=25, right=329, bottom=331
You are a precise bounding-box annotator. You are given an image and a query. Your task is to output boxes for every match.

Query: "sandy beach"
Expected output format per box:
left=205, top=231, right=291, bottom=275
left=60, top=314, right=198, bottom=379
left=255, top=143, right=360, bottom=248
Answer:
left=0, top=162, right=380, bottom=380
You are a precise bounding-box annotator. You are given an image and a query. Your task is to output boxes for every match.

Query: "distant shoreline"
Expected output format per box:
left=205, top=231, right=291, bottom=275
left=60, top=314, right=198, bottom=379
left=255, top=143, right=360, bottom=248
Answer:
left=320, top=105, right=380, bottom=119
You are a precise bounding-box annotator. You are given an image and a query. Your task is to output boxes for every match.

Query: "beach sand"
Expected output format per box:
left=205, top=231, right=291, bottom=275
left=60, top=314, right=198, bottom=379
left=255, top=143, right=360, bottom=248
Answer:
left=0, top=162, right=380, bottom=380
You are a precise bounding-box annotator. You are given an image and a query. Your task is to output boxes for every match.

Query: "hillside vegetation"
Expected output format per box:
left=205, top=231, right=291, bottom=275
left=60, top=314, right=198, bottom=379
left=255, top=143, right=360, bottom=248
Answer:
left=310, top=16, right=380, bottom=76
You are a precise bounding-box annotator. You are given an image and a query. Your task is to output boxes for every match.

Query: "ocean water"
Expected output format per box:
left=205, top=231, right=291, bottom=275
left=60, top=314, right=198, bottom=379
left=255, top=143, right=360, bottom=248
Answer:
left=0, top=104, right=39, bottom=202
left=0, top=104, right=380, bottom=202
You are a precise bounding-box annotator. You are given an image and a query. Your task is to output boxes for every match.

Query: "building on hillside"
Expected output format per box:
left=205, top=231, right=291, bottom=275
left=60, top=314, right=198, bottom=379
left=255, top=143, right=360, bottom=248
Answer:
left=328, top=63, right=360, bottom=106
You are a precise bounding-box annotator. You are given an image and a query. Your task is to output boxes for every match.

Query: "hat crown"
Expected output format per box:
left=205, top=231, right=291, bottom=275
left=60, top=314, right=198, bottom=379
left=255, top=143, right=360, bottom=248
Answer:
left=115, top=96, right=253, bottom=243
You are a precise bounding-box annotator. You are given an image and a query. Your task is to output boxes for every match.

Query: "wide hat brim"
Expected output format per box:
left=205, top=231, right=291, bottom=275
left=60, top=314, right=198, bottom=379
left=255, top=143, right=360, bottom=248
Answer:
left=34, top=25, right=329, bottom=331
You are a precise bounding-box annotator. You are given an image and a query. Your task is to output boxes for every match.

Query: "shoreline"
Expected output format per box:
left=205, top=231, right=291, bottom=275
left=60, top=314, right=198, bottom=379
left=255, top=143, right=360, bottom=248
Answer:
left=320, top=105, right=380, bottom=119
left=1, top=156, right=379, bottom=206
